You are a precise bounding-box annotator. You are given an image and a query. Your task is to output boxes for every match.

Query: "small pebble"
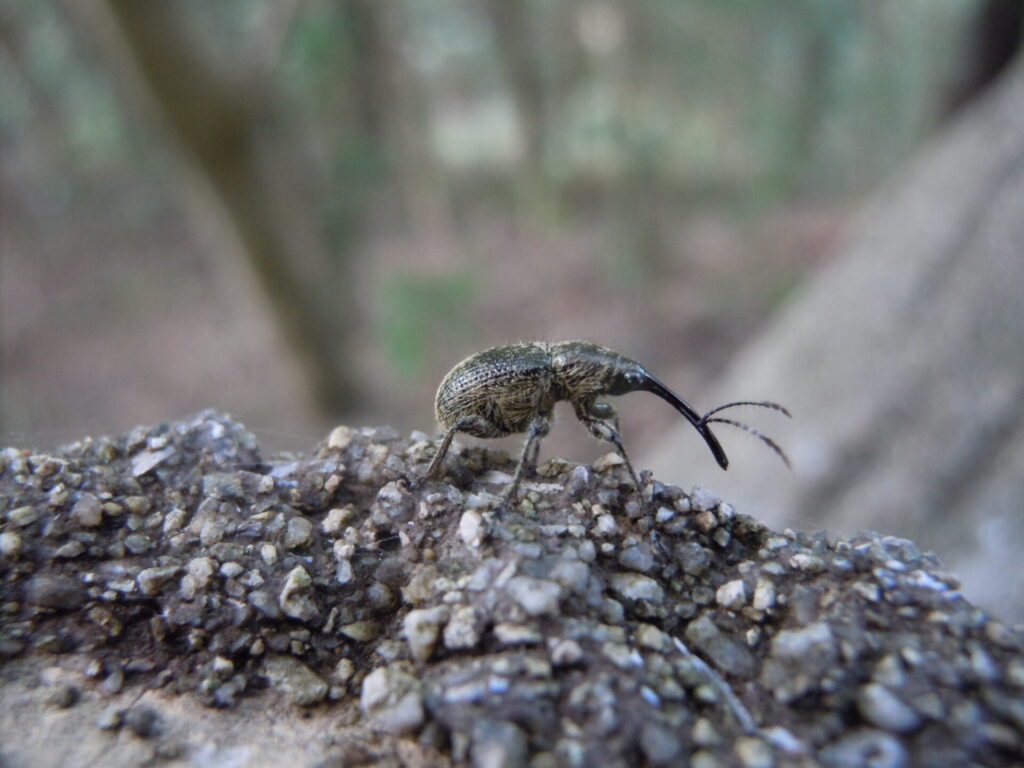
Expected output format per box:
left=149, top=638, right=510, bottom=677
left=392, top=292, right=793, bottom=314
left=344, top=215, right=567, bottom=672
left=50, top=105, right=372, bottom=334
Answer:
left=96, top=705, right=123, bottom=731
left=48, top=684, right=80, bottom=709
left=716, top=579, right=749, bottom=610
left=71, top=495, right=103, bottom=527
left=459, top=510, right=484, bottom=547
left=284, top=517, right=313, bottom=549
left=123, top=706, right=160, bottom=738
left=0, top=531, right=21, bottom=557
left=857, top=683, right=922, bottom=733
left=507, top=577, right=562, bottom=617
left=7, top=506, right=38, bottom=527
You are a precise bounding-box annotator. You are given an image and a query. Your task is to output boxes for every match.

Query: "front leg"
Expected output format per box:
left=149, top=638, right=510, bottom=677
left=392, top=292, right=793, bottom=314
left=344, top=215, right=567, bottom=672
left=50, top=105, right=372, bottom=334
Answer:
left=581, top=403, right=667, bottom=556
left=578, top=402, right=644, bottom=498
left=504, top=415, right=551, bottom=509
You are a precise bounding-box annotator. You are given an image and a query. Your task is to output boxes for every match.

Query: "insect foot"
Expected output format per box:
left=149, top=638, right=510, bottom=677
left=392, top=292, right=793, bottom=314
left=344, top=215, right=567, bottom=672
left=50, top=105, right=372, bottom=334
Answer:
left=424, top=342, right=791, bottom=511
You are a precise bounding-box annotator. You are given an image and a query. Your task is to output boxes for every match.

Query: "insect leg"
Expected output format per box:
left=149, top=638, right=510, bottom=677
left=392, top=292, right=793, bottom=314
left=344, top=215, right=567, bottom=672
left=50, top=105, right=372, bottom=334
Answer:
left=580, top=407, right=643, bottom=500
left=505, top=415, right=551, bottom=507
left=581, top=403, right=668, bottom=555
left=589, top=401, right=620, bottom=433
left=424, top=416, right=491, bottom=480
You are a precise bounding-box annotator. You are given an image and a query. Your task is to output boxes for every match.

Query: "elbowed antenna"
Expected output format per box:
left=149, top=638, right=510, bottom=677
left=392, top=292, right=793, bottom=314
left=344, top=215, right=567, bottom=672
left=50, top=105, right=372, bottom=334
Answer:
left=638, top=372, right=730, bottom=470
left=700, top=400, right=792, bottom=468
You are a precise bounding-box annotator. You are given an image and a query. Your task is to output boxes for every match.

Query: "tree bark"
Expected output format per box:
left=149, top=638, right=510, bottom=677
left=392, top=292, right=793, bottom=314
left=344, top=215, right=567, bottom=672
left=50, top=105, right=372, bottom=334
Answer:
left=642, top=55, right=1024, bottom=622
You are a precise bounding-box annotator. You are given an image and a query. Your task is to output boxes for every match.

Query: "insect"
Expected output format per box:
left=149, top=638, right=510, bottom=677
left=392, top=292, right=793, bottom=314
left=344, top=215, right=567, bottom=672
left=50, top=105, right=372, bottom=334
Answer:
left=424, top=341, right=789, bottom=508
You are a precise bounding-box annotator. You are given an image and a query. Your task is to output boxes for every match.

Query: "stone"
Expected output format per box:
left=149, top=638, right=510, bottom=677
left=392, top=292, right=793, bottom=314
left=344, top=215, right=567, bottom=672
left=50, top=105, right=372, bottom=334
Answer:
left=7, top=506, right=38, bottom=527
left=752, top=578, right=776, bottom=611
left=279, top=565, right=320, bottom=623
left=619, top=544, right=655, bottom=573
left=595, top=513, right=618, bottom=536
left=403, top=606, right=450, bottom=662
left=71, top=494, right=103, bottom=527
left=820, top=729, right=907, bottom=768
left=460, top=510, right=485, bottom=547
left=123, top=533, right=151, bottom=554
left=789, top=553, right=825, bottom=572
left=360, top=665, right=424, bottom=735
left=47, top=684, right=80, bottom=709
left=443, top=606, right=482, bottom=650
left=592, top=452, right=625, bottom=472
left=470, top=719, right=529, bottom=768
left=716, top=579, right=749, bottom=610
left=0, top=531, right=21, bottom=558
left=494, top=623, right=543, bottom=645
left=550, top=639, right=584, bottom=666
left=856, top=683, right=922, bottom=733
left=54, top=541, right=84, bottom=559
left=639, top=723, right=684, bottom=765
left=199, top=518, right=226, bottom=547
left=685, top=615, right=755, bottom=678
left=762, top=622, right=838, bottom=702
left=25, top=575, right=84, bottom=610
left=374, top=481, right=415, bottom=523
left=123, top=706, right=161, bottom=738
left=692, top=719, right=721, bottom=747
left=96, top=705, right=123, bottom=730
left=677, top=542, right=710, bottom=576
left=507, top=577, right=562, bottom=617
left=608, top=573, right=664, bottom=604
left=690, top=487, right=723, bottom=510
left=186, top=557, right=216, bottom=588
left=321, top=507, right=353, bottom=535
left=327, top=425, right=355, bottom=449
left=260, top=543, right=277, bottom=565
left=262, top=654, right=328, bottom=706
left=339, top=621, right=380, bottom=642
left=734, top=737, right=773, bottom=768
left=284, top=517, right=313, bottom=549
left=636, top=623, right=667, bottom=651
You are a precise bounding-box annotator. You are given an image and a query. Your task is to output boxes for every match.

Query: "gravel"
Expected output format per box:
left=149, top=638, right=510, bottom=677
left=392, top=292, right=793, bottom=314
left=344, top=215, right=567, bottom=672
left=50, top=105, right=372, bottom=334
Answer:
left=1, top=410, right=1022, bottom=767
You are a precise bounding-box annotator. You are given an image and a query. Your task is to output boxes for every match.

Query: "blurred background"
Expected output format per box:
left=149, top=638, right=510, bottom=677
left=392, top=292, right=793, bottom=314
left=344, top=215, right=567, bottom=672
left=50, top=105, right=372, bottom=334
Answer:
left=2, top=2, right=1023, bottom=619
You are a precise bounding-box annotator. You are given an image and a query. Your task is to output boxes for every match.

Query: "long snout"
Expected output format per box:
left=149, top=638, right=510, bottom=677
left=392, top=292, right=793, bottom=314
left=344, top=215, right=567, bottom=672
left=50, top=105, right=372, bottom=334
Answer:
left=640, top=373, right=729, bottom=469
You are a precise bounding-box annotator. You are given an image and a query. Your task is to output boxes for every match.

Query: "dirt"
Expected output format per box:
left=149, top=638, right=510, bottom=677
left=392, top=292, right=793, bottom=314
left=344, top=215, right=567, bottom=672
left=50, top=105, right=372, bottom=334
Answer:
left=1, top=412, right=1021, bottom=767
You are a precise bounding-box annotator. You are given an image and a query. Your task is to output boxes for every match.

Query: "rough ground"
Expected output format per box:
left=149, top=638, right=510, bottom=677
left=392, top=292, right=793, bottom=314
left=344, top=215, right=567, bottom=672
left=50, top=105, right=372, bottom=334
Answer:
left=0, top=412, right=1022, bottom=768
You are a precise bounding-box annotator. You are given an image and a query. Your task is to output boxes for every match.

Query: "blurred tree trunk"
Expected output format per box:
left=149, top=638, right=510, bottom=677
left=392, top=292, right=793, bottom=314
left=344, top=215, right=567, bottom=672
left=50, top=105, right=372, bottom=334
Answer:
left=65, top=0, right=360, bottom=417
left=945, top=0, right=1023, bottom=114
left=366, top=1, right=456, bottom=247
left=642, top=55, right=1024, bottom=622
left=483, top=0, right=548, bottom=201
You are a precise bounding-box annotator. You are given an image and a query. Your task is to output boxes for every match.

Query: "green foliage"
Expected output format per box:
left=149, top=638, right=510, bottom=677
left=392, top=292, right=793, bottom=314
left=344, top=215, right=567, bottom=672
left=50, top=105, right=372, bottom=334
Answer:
left=282, top=2, right=356, bottom=99
left=3, top=3, right=129, bottom=175
left=380, top=271, right=477, bottom=377
left=4, top=0, right=983, bottom=224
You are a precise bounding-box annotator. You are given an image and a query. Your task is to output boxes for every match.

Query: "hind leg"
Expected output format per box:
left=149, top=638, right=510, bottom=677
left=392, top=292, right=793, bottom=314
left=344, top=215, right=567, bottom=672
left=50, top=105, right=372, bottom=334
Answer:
left=424, top=416, right=492, bottom=481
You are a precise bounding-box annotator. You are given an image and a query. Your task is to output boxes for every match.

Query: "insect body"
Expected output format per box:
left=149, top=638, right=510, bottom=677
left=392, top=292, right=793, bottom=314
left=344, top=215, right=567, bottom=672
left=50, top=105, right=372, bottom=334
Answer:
left=425, top=341, right=789, bottom=507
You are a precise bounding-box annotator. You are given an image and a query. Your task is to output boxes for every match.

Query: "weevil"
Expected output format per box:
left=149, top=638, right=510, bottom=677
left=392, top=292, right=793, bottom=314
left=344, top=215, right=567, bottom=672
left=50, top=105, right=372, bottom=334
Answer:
left=424, top=341, right=789, bottom=508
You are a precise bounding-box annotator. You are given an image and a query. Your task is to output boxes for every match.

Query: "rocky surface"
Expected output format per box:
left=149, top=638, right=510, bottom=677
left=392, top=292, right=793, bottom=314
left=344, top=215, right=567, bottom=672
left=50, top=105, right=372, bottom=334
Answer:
left=1, top=411, right=1022, bottom=767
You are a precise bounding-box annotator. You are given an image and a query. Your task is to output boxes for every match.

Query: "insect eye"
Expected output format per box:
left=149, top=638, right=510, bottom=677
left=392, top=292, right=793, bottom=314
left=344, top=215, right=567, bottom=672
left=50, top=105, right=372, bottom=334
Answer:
left=626, top=371, right=643, bottom=386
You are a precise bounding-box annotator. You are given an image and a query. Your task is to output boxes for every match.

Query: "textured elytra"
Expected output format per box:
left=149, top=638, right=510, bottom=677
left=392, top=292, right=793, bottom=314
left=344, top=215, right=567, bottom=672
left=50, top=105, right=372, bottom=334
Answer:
left=435, top=343, right=558, bottom=437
